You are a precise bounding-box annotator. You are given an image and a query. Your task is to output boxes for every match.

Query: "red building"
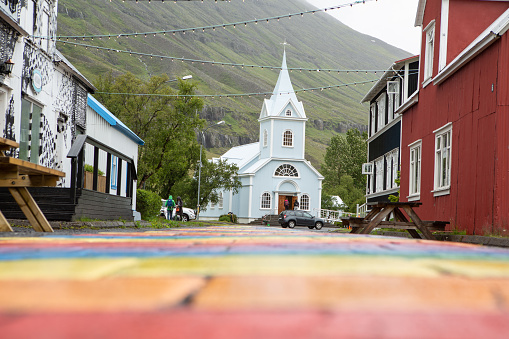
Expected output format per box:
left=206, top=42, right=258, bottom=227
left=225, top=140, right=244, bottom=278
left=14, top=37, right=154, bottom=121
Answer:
left=399, top=0, right=509, bottom=235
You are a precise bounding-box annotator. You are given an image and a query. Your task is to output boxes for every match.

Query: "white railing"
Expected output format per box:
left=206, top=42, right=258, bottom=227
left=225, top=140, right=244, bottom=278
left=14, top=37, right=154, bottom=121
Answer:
left=356, top=203, right=368, bottom=218
left=314, top=208, right=355, bottom=224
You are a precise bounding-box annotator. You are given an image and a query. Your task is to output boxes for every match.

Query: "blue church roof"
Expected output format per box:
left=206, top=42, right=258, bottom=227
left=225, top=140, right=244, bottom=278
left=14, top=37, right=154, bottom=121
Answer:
left=87, top=94, right=145, bottom=146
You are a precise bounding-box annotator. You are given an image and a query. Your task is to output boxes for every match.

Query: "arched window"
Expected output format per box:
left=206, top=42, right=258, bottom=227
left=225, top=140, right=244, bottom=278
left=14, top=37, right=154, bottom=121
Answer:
left=283, top=130, right=293, bottom=147
left=263, top=129, right=268, bottom=147
left=301, top=194, right=310, bottom=211
left=285, top=109, right=292, bottom=116
left=218, top=192, right=224, bottom=209
left=261, top=192, right=271, bottom=209
left=275, top=164, right=298, bottom=177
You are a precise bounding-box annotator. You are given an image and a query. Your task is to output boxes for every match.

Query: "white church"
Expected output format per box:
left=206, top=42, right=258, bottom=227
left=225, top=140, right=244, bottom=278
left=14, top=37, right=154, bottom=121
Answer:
left=200, top=51, right=324, bottom=223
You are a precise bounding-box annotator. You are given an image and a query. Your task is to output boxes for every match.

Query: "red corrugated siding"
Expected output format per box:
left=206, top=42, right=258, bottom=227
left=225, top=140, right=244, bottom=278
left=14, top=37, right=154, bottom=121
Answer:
left=401, top=35, right=507, bottom=235
left=448, top=0, right=509, bottom=63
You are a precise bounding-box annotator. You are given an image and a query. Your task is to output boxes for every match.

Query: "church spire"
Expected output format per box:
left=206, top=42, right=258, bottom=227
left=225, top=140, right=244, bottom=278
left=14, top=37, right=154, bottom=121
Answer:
left=270, top=50, right=299, bottom=106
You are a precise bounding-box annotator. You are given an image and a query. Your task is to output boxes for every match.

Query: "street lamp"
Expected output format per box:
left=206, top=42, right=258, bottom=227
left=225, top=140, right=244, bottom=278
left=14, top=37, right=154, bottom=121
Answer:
left=165, top=75, right=192, bottom=83
left=197, top=120, right=225, bottom=220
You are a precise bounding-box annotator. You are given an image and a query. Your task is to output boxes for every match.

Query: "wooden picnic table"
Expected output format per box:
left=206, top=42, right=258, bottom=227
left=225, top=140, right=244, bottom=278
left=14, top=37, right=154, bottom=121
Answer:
left=0, top=137, right=65, bottom=232
left=342, top=201, right=448, bottom=241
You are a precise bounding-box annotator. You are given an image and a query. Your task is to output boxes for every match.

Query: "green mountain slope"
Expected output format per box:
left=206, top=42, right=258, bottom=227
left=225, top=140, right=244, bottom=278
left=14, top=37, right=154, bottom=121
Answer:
left=57, top=0, right=410, bottom=166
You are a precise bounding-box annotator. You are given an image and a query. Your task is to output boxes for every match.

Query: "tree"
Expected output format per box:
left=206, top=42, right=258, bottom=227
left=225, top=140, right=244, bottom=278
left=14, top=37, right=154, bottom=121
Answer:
left=94, top=72, right=204, bottom=194
left=171, top=156, right=242, bottom=211
left=321, top=128, right=368, bottom=194
left=336, top=175, right=366, bottom=213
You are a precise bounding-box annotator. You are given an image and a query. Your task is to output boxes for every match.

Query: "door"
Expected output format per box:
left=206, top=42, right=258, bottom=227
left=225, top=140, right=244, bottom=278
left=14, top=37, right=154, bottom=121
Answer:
left=298, top=211, right=314, bottom=226
left=278, top=195, right=294, bottom=214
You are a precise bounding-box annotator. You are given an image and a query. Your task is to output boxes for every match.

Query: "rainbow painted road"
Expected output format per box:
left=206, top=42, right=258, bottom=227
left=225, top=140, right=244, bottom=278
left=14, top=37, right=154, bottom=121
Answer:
left=1, top=225, right=509, bottom=339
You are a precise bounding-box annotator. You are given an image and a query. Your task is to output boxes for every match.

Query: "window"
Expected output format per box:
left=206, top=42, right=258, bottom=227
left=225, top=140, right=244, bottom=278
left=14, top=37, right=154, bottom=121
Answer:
left=285, top=109, right=292, bottom=116
left=392, top=150, right=399, bottom=188
left=275, top=164, right=298, bottom=177
left=301, top=194, right=309, bottom=211
left=387, top=80, right=400, bottom=121
left=434, top=123, right=452, bottom=194
left=386, top=153, right=393, bottom=190
left=111, top=156, right=118, bottom=189
left=370, top=103, right=376, bottom=136
left=210, top=200, right=215, bottom=209
left=424, top=21, right=435, bottom=82
left=261, top=192, right=271, bottom=209
left=375, top=157, right=384, bottom=193
left=218, top=192, right=224, bottom=209
left=409, top=140, right=422, bottom=197
left=283, top=130, right=293, bottom=147
left=377, top=94, right=386, bottom=130
left=19, top=99, right=42, bottom=163
left=263, top=129, right=268, bottom=147
left=362, top=163, right=373, bottom=175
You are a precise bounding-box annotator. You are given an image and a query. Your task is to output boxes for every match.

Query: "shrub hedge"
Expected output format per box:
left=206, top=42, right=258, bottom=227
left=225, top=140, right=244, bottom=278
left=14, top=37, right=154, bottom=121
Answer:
left=136, top=189, right=162, bottom=220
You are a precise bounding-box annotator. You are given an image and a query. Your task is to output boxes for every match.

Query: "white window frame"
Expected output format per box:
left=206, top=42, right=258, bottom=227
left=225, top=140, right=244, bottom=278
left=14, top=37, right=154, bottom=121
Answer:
left=377, top=94, right=386, bottom=130
left=370, top=103, right=376, bottom=136
left=300, top=194, right=310, bottom=211
left=433, top=123, right=452, bottom=196
left=423, top=20, right=436, bottom=84
left=375, top=156, right=384, bottom=193
left=274, top=164, right=299, bottom=177
left=408, top=140, right=422, bottom=200
left=392, top=149, right=399, bottom=189
left=111, top=156, right=118, bottom=190
left=282, top=130, right=293, bottom=147
left=218, top=192, right=224, bottom=209
left=263, top=129, right=268, bottom=147
left=385, top=153, right=392, bottom=190
left=261, top=192, right=271, bottom=209
left=387, top=80, right=400, bottom=121
left=362, top=163, right=373, bottom=175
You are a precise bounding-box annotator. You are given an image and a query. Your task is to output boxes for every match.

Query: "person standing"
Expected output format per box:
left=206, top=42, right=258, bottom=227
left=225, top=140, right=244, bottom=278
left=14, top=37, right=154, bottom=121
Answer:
left=176, top=196, right=183, bottom=221
left=165, top=195, right=175, bottom=220
left=293, top=199, right=299, bottom=210
left=284, top=199, right=289, bottom=210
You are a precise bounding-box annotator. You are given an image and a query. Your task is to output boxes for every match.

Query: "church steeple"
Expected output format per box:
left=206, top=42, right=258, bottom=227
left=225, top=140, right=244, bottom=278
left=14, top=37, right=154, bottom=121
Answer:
left=259, top=50, right=306, bottom=120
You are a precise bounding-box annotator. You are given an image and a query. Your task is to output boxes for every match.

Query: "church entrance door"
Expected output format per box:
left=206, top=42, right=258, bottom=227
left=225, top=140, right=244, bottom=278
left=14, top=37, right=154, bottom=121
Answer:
left=278, top=195, right=296, bottom=214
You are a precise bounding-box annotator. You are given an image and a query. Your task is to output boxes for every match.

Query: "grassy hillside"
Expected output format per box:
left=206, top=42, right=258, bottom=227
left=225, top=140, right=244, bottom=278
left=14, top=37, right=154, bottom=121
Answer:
left=57, top=0, right=410, bottom=167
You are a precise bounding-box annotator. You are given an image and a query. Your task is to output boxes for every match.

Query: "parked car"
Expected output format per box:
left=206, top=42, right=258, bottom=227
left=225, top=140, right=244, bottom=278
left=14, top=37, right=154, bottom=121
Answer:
left=278, top=210, right=324, bottom=230
left=160, top=199, right=196, bottom=222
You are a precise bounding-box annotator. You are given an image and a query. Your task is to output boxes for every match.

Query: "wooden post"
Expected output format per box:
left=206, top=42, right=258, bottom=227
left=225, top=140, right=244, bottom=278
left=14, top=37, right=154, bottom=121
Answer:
left=116, top=160, right=122, bottom=196
left=93, top=146, right=99, bottom=191
left=0, top=211, right=13, bottom=232
left=105, top=153, right=111, bottom=194
left=9, top=187, right=53, bottom=232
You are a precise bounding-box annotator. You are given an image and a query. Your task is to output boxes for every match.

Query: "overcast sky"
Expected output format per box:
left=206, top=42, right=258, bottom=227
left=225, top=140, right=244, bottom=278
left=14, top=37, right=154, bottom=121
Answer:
left=306, top=0, right=421, bottom=55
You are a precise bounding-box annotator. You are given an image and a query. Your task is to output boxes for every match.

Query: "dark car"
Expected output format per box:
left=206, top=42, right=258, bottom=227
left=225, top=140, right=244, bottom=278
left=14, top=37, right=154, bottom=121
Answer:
left=278, top=210, right=324, bottom=230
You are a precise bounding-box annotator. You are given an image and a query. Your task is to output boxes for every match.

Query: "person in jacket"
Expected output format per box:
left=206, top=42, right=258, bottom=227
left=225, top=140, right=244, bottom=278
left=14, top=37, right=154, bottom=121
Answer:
left=165, top=195, right=175, bottom=220
left=293, top=199, right=300, bottom=210
left=176, top=196, right=183, bottom=221
left=284, top=199, right=290, bottom=210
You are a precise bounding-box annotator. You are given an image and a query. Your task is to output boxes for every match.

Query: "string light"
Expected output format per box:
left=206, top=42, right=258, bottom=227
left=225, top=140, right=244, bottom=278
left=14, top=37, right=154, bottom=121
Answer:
left=56, top=40, right=408, bottom=75
left=33, top=0, right=378, bottom=41
left=94, top=79, right=379, bottom=98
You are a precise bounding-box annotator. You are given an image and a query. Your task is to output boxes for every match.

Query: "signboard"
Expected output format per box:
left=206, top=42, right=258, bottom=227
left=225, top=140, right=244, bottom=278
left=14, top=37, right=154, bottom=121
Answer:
left=31, top=69, right=42, bottom=93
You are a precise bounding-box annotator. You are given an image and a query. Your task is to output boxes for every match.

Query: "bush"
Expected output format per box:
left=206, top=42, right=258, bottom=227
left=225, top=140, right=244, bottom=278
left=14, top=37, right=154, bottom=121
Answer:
left=84, top=164, right=104, bottom=176
left=219, top=213, right=237, bottom=223
left=136, top=189, right=162, bottom=220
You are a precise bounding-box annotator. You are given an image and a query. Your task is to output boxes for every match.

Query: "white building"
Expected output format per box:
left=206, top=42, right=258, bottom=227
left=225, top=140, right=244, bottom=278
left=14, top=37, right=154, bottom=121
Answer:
left=200, top=52, right=324, bottom=223
left=1, top=1, right=143, bottom=220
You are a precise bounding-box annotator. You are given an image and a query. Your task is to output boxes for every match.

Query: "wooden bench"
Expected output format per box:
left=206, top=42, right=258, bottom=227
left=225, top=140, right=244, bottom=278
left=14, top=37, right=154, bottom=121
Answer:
left=341, top=202, right=449, bottom=240
left=0, top=137, right=65, bottom=232
left=343, top=218, right=449, bottom=234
